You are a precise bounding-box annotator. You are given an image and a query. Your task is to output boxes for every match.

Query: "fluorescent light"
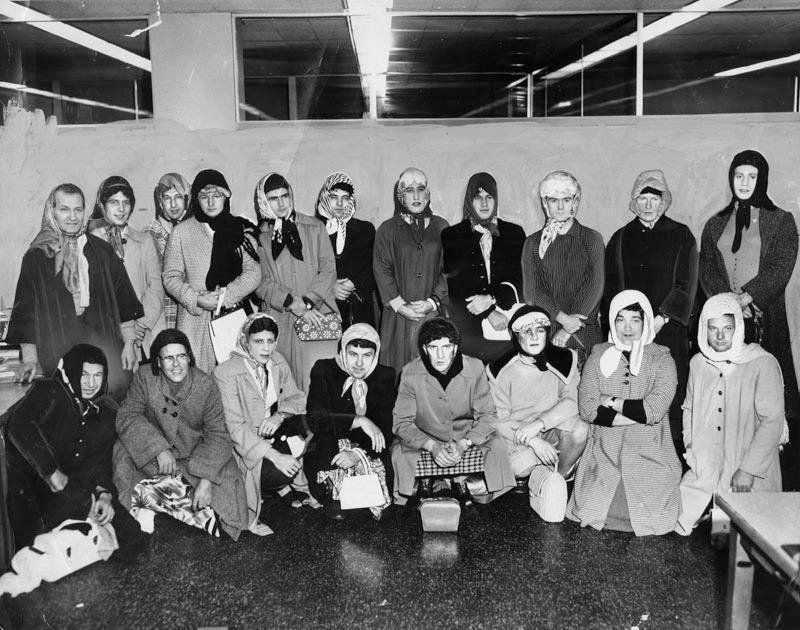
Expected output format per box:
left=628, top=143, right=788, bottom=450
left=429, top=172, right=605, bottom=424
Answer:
left=554, top=100, right=572, bottom=108
left=346, top=0, right=392, bottom=100
left=0, top=81, right=151, bottom=116
left=0, top=0, right=152, bottom=72
left=714, top=52, right=800, bottom=77
left=542, top=0, right=739, bottom=81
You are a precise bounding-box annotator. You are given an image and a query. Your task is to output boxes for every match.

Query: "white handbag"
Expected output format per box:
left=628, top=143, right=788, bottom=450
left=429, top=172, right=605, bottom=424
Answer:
left=339, top=450, right=385, bottom=510
left=208, top=308, right=248, bottom=364
left=481, top=282, right=525, bottom=341
left=528, top=463, right=567, bottom=522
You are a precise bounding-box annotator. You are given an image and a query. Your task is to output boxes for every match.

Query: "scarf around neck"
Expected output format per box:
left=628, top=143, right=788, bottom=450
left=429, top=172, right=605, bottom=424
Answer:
left=600, top=290, right=655, bottom=378
left=335, top=323, right=381, bottom=416
left=316, top=171, right=356, bottom=255
left=255, top=172, right=304, bottom=261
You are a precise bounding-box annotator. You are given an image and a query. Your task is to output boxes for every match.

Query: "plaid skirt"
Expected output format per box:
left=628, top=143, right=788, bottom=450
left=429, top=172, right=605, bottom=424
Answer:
left=415, top=445, right=485, bottom=477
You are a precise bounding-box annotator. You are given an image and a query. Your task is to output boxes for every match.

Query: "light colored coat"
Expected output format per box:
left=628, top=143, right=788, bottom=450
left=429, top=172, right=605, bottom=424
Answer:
left=213, top=351, right=305, bottom=526
left=676, top=353, right=784, bottom=534
left=391, top=355, right=515, bottom=499
left=163, top=216, right=261, bottom=373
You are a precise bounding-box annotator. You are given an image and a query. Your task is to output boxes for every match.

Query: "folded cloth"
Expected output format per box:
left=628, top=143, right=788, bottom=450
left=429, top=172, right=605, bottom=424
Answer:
left=131, top=474, right=220, bottom=538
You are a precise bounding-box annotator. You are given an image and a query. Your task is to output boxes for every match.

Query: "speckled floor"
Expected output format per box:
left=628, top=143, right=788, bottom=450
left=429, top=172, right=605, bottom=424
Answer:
left=2, top=488, right=798, bottom=630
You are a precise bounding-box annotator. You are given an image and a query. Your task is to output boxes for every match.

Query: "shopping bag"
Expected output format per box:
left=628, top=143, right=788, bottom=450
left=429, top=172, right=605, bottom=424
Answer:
left=339, top=450, right=385, bottom=510
left=208, top=308, right=248, bottom=364
left=481, top=282, right=525, bottom=341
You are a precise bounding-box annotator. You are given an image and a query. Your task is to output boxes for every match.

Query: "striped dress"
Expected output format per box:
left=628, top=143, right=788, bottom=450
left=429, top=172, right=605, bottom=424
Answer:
left=567, top=342, right=681, bottom=536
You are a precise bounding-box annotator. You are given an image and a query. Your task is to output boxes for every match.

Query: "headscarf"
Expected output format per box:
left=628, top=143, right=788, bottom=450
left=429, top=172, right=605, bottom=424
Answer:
left=190, top=169, right=260, bottom=291
left=538, top=171, right=580, bottom=259
left=336, top=323, right=381, bottom=416
left=629, top=169, right=672, bottom=228
left=29, top=184, right=91, bottom=316
left=394, top=167, right=433, bottom=248
left=255, top=172, right=304, bottom=261
left=600, top=290, right=656, bottom=378
left=153, top=172, right=191, bottom=225
left=722, top=150, right=776, bottom=253
left=231, top=312, right=279, bottom=407
left=697, top=293, right=770, bottom=365
left=462, top=172, right=499, bottom=236
left=417, top=317, right=464, bottom=391
left=507, top=305, right=574, bottom=381
left=316, top=172, right=356, bottom=255
left=90, top=176, right=135, bottom=259
left=56, top=343, right=108, bottom=414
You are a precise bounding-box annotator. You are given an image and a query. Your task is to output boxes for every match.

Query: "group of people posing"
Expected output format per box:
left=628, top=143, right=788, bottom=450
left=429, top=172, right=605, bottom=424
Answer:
left=3, top=148, right=797, bottom=558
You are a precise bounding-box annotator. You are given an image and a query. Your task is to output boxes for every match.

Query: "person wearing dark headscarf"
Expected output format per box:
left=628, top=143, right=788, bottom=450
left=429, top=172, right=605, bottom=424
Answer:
left=604, top=169, right=698, bottom=458
left=391, top=318, right=515, bottom=506
left=373, top=168, right=449, bottom=373
left=7, top=183, right=143, bottom=401
left=162, top=169, right=262, bottom=373
left=486, top=306, right=588, bottom=483
left=144, top=172, right=193, bottom=329
left=315, top=171, right=377, bottom=328
left=699, top=150, right=799, bottom=435
left=90, top=176, right=165, bottom=359
left=3, top=344, right=147, bottom=555
left=254, top=172, right=339, bottom=392
left=441, top=172, right=526, bottom=363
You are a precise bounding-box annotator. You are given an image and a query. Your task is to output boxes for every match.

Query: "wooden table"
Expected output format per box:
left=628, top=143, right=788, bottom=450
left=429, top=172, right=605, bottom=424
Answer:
left=716, top=492, right=800, bottom=630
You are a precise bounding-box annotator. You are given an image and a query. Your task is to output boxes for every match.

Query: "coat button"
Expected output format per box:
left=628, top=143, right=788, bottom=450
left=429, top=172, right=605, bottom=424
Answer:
left=172, top=412, right=178, bottom=417
left=718, top=391, right=722, bottom=395
left=717, top=426, right=721, bottom=431
left=162, top=408, right=168, bottom=413
left=416, top=273, right=422, bottom=278
left=622, top=380, right=629, bottom=385
left=718, top=408, right=722, bottom=412
left=624, top=373, right=630, bottom=377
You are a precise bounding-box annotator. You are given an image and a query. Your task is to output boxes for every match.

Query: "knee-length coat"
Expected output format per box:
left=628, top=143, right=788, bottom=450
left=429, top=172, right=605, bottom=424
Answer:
left=113, top=367, right=248, bottom=540
left=326, top=217, right=378, bottom=328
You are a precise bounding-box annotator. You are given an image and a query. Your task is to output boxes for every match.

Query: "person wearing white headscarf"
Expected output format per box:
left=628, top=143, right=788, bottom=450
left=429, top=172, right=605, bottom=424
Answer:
left=213, top=313, right=314, bottom=536
left=675, top=293, right=786, bottom=535
left=567, top=290, right=681, bottom=536
left=305, top=323, right=397, bottom=519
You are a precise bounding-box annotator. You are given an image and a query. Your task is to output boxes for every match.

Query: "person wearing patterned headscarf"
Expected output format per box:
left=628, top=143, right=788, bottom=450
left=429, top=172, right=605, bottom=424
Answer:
left=315, top=172, right=377, bottom=328
left=7, top=183, right=142, bottom=401
left=676, top=293, right=786, bottom=535
left=90, top=176, right=165, bottom=359
left=441, top=172, right=526, bottom=363
left=373, top=168, right=449, bottom=373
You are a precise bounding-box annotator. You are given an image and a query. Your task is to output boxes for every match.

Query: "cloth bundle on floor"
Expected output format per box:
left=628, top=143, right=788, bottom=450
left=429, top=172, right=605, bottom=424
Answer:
left=131, top=474, right=220, bottom=537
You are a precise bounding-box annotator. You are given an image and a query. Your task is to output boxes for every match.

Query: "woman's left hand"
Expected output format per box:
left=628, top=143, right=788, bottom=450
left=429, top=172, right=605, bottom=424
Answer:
left=192, top=479, right=213, bottom=511
left=551, top=329, right=571, bottom=348
left=259, top=414, right=283, bottom=438
left=331, top=450, right=361, bottom=469
left=302, top=309, right=326, bottom=328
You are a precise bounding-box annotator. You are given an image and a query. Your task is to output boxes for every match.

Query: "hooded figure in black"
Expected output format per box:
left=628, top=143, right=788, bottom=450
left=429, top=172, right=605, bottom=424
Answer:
left=700, top=149, right=799, bottom=439
left=2, top=344, right=147, bottom=555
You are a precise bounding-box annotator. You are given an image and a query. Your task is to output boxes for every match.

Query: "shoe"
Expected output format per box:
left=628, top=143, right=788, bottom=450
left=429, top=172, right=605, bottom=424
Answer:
left=248, top=521, right=274, bottom=536
left=451, top=479, right=473, bottom=506
left=323, top=504, right=346, bottom=521
left=512, top=477, right=529, bottom=494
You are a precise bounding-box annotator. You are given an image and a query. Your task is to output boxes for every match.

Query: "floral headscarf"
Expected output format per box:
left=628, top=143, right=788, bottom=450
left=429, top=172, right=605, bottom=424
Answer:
left=316, top=171, right=356, bottom=255
left=153, top=172, right=191, bottom=224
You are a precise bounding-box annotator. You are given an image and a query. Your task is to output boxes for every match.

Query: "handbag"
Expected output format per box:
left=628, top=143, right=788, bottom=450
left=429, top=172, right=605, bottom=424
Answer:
left=481, top=282, right=525, bottom=341
left=339, top=449, right=385, bottom=510
left=293, top=297, right=342, bottom=342
left=208, top=307, right=248, bottom=364
left=528, top=463, right=567, bottom=522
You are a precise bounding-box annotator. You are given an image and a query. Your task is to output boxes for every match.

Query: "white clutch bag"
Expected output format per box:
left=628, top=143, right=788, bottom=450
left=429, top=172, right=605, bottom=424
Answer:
left=481, top=282, right=525, bottom=341
left=528, top=463, right=567, bottom=522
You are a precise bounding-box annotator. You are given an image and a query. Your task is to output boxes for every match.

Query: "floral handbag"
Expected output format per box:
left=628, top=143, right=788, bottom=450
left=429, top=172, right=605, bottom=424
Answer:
left=293, top=297, right=342, bottom=342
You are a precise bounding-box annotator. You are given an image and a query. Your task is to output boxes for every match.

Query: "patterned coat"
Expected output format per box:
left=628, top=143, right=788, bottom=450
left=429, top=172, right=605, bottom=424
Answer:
left=143, top=217, right=178, bottom=329
left=163, top=216, right=261, bottom=373
left=113, top=367, right=248, bottom=540
left=567, top=342, right=681, bottom=536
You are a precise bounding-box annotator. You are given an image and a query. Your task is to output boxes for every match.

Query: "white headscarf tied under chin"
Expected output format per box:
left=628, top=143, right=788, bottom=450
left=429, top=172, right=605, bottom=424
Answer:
left=697, top=293, right=769, bottom=365
left=336, top=323, right=381, bottom=416
left=600, top=289, right=655, bottom=378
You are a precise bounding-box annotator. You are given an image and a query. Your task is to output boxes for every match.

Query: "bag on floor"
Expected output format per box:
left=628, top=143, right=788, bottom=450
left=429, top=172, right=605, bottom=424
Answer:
left=339, top=449, right=385, bottom=510
left=528, top=463, right=567, bottom=522
left=420, top=497, right=461, bottom=532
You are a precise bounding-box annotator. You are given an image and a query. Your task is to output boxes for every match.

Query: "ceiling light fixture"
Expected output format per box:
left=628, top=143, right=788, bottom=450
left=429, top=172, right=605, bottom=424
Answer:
left=714, top=52, right=800, bottom=77
left=345, top=0, right=393, bottom=108
left=0, top=0, right=152, bottom=72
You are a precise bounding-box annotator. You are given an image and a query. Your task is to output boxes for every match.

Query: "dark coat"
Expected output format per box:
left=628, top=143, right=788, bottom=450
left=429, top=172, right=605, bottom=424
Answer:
left=441, top=219, right=526, bottom=362
left=326, top=217, right=377, bottom=328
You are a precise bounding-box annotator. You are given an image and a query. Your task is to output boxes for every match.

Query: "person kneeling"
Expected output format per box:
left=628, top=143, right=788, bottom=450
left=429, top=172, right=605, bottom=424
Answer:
left=391, top=318, right=515, bottom=506
left=676, top=293, right=786, bottom=535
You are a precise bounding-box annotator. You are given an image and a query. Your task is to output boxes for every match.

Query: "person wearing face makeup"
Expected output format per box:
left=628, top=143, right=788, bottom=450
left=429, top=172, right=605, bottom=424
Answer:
left=604, top=169, right=698, bottom=459
left=7, top=184, right=143, bottom=402
left=567, top=290, right=681, bottom=536
left=90, top=176, right=165, bottom=360
left=162, top=169, right=262, bottom=374
left=675, top=293, right=785, bottom=536
left=144, top=173, right=193, bottom=329
left=699, top=150, right=799, bottom=444
left=315, top=172, right=377, bottom=329
left=373, top=168, right=449, bottom=374
left=522, top=171, right=604, bottom=365
left=441, top=172, right=526, bottom=363
left=255, top=172, right=339, bottom=392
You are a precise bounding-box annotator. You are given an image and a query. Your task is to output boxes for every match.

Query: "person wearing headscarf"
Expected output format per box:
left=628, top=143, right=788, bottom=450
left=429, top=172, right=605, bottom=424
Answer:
left=699, top=150, right=799, bottom=448
left=373, top=168, right=449, bottom=373
left=604, top=169, right=698, bottom=459
left=441, top=172, right=526, bottom=363
left=90, top=176, right=165, bottom=359
left=567, top=290, right=681, bottom=536
left=305, top=323, right=397, bottom=520
left=144, top=172, right=193, bottom=329
left=391, top=318, right=515, bottom=506
left=676, top=294, right=786, bottom=535
left=163, top=169, right=262, bottom=373
left=486, top=306, right=588, bottom=484
left=7, top=183, right=143, bottom=401
left=214, top=313, right=317, bottom=536
left=3, top=344, right=148, bottom=556
left=113, top=329, right=249, bottom=541
left=315, top=172, right=377, bottom=328
left=522, top=171, right=605, bottom=365
left=255, top=172, right=339, bottom=392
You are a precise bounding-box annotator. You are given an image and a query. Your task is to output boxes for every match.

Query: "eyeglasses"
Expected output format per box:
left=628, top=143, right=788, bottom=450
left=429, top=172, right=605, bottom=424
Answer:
left=159, top=353, right=189, bottom=365
left=401, top=186, right=427, bottom=196
left=198, top=192, right=225, bottom=202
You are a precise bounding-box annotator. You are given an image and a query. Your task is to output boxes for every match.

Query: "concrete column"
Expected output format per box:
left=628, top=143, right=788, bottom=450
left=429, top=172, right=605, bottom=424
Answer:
left=149, top=12, right=238, bottom=129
